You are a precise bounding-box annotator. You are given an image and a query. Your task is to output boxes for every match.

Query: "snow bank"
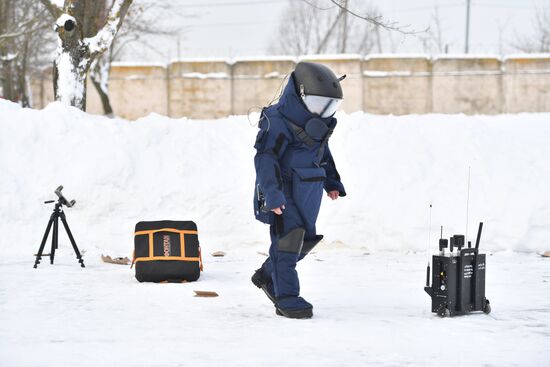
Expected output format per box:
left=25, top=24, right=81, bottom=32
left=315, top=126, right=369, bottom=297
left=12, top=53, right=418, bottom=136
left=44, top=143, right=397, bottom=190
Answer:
left=1, top=99, right=549, bottom=257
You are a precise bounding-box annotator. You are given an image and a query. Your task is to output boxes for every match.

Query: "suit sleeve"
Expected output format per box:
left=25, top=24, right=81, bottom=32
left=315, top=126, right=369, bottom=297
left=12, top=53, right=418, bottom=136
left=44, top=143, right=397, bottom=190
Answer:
left=253, top=118, right=290, bottom=209
left=322, top=143, right=346, bottom=197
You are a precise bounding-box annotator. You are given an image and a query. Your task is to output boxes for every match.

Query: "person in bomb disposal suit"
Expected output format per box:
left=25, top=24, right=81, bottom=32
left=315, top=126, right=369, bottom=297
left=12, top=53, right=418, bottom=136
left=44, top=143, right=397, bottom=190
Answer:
left=251, top=62, right=346, bottom=319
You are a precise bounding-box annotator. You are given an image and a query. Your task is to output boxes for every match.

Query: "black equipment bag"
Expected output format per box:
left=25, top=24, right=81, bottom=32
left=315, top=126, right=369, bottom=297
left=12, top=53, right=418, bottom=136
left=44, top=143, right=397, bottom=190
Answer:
left=132, top=220, right=203, bottom=283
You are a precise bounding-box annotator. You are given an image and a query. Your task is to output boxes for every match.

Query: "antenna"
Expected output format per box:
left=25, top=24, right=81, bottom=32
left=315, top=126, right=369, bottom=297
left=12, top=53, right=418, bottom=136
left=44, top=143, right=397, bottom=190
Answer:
left=428, top=204, right=432, bottom=253
left=475, top=222, right=484, bottom=250
left=465, top=166, right=471, bottom=241
left=438, top=226, right=448, bottom=255
left=425, top=204, right=432, bottom=287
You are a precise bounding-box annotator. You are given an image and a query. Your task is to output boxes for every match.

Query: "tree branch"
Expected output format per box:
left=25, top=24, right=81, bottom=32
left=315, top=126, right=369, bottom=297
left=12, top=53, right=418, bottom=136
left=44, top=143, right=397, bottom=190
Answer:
left=84, top=0, right=133, bottom=57
left=38, top=0, right=63, bottom=18
left=0, top=16, right=48, bottom=46
left=326, top=0, right=426, bottom=35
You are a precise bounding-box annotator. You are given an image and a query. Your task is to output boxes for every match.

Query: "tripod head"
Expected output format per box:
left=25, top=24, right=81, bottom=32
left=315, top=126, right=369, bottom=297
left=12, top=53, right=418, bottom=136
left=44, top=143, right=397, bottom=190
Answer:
left=44, top=185, right=76, bottom=208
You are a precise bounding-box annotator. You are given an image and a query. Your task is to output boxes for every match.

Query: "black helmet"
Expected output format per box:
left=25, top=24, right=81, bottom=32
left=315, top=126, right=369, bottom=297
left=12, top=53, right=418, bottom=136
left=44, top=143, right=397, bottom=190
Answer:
left=292, top=62, right=344, bottom=117
left=293, top=62, right=344, bottom=99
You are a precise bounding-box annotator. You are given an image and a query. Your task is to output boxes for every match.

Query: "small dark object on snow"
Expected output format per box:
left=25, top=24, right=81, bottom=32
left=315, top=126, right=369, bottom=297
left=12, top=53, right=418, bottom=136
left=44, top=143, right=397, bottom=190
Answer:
left=541, top=251, right=550, bottom=258
left=101, top=255, right=131, bottom=265
left=194, top=290, right=218, bottom=298
left=424, top=222, right=491, bottom=317
left=211, top=251, right=226, bottom=257
left=33, top=186, right=84, bottom=269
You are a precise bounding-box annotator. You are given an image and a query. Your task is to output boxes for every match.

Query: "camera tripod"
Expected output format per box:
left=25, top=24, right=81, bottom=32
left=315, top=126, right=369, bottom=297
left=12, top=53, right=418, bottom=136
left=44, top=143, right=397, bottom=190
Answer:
left=33, top=198, right=85, bottom=268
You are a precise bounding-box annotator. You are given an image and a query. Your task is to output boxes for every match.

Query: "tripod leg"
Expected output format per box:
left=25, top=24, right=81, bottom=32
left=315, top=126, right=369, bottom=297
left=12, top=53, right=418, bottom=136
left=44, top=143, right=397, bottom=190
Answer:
left=34, top=215, right=54, bottom=268
left=60, top=212, right=85, bottom=268
left=50, top=215, right=59, bottom=264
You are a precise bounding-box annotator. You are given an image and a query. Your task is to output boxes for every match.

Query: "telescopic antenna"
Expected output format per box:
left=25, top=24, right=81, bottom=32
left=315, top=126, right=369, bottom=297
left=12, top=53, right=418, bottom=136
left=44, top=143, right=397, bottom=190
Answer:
left=465, top=166, right=471, bottom=241
left=425, top=204, right=433, bottom=287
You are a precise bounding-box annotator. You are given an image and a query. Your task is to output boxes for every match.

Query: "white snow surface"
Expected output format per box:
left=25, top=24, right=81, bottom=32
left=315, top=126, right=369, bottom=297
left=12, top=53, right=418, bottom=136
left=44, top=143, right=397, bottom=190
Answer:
left=1, top=250, right=549, bottom=367
left=51, top=0, right=64, bottom=8
left=0, top=100, right=549, bottom=366
left=365, top=53, right=430, bottom=60
left=180, top=72, right=230, bottom=79
left=1, top=99, right=549, bottom=255
left=503, top=53, right=550, bottom=61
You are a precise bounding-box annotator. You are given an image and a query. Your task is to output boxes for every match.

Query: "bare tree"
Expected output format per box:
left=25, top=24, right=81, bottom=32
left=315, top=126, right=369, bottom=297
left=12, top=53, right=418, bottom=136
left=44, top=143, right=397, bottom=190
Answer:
left=419, top=5, right=450, bottom=55
left=270, top=0, right=382, bottom=56
left=89, top=1, right=178, bottom=116
left=269, top=1, right=325, bottom=55
left=0, top=0, right=52, bottom=105
left=513, top=6, right=550, bottom=53
left=39, top=0, right=133, bottom=110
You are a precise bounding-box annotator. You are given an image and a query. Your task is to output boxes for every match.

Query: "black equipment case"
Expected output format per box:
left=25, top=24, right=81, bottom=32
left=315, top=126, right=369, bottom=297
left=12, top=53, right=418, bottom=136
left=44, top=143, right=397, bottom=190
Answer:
left=132, top=220, right=203, bottom=283
left=424, top=222, right=491, bottom=317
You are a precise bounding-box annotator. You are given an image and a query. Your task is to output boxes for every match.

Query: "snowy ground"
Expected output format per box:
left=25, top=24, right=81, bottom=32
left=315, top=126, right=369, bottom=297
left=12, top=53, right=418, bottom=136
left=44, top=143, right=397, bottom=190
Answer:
left=1, top=100, right=549, bottom=366
left=1, top=248, right=549, bottom=367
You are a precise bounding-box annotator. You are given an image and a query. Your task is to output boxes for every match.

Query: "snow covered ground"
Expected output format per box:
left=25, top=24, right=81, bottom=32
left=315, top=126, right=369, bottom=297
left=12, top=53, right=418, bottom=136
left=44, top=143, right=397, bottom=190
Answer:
left=1, top=100, right=549, bottom=366
left=1, top=250, right=549, bottom=366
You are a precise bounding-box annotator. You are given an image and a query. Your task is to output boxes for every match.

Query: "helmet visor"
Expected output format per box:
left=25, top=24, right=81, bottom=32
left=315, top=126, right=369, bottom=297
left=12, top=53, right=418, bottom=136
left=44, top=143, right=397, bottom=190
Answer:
left=302, top=95, right=343, bottom=118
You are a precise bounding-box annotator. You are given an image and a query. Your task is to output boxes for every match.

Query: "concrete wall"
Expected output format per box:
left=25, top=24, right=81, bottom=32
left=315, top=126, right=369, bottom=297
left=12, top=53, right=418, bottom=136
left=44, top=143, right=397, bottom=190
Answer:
left=363, top=56, right=432, bottom=114
left=432, top=57, right=503, bottom=114
left=503, top=56, right=550, bottom=113
left=231, top=57, right=296, bottom=116
left=107, top=65, right=168, bottom=120
left=33, top=64, right=168, bottom=120
left=168, top=60, right=231, bottom=119
left=30, top=54, right=550, bottom=119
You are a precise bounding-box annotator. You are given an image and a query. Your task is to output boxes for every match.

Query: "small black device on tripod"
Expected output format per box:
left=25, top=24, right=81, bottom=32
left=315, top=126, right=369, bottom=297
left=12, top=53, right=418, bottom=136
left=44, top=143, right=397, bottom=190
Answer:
left=33, top=186, right=85, bottom=268
left=424, top=222, right=490, bottom=317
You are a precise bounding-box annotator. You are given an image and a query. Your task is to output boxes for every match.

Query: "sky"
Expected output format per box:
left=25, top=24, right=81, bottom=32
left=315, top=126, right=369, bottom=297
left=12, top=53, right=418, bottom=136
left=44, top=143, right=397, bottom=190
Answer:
left=121, top=0, right=549, bottom=61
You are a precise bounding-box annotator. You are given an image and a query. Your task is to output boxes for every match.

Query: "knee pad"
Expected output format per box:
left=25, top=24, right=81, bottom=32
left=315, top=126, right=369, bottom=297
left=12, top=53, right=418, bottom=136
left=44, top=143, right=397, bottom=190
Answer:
left=277, top=227, right=306, bottom=254
left=301, top=235, right=323, bottom=255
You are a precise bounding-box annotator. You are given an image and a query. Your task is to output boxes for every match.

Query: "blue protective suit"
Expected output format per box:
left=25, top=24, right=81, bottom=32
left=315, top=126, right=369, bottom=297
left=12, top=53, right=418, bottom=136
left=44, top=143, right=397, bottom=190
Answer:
left=253, top=76, right=346, bottom=310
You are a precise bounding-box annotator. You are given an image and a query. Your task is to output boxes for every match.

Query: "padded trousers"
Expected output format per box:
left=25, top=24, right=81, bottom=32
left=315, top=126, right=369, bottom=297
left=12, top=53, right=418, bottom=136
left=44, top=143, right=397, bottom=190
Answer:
left=260, top=200, right=323, bottom=306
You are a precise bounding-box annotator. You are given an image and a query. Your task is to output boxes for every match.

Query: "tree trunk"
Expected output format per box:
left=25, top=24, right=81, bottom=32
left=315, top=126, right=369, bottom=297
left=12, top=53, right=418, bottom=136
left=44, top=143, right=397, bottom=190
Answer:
left=41, top=0, right=132, bottom=111
left=52, top=15, right=91, bottom=110
left=0, top=0, right=15, bottom=101
left=90, top=52, right=114, bottom=116
left=18, top=35, right=30, bottom=107
left=340, top=0, right=349, bottom=53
